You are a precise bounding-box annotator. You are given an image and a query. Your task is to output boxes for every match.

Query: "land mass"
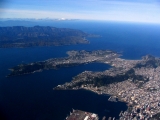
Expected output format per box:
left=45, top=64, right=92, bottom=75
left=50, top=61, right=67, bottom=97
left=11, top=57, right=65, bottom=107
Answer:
left=0, top=26, right=98, bottom=48
left=7, top=50, right=119, bottom=77
left=7, top=49, right=160, bottom=119
left=66, top=109, right=99, bottom=120
left=53, top=52, right=160, bottom=120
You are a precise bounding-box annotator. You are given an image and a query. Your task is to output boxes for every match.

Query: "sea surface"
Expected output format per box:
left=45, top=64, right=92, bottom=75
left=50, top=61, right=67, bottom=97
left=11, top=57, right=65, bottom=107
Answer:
left=1, top=21, right=160, bottom=120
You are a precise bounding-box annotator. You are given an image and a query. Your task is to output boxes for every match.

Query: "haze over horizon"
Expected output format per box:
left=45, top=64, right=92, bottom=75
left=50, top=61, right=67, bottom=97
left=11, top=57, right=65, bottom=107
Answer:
left=0, top=0, right=160, bottom=24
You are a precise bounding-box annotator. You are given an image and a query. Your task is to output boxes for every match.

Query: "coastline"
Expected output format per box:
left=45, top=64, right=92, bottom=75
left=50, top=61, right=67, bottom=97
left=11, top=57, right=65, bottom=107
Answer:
left=2, top=22, right=160, bottom=120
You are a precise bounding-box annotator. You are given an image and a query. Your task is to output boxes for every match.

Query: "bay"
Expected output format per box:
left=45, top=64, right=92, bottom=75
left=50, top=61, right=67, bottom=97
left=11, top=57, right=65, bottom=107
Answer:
left=0, top=47, right=126, bottom=120
left=1, top=21, right=160, bottom=120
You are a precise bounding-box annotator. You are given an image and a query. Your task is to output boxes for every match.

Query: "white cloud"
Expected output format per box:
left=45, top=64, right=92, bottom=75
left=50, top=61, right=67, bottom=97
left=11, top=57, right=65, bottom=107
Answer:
left=0, top=9, right=78, bottom=19
left=1, top=2, right=160, bottom=24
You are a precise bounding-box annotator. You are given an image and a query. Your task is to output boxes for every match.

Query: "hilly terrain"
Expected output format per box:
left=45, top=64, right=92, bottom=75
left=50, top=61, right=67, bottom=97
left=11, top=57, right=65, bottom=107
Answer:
left=0, top=26, right=92, bottom=48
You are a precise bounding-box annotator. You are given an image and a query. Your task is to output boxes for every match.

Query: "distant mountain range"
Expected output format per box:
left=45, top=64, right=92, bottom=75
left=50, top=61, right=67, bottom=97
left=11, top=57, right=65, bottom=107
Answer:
left=0, top=18, right=80, bottom=28
left=0, top=26, right=92, bottom=48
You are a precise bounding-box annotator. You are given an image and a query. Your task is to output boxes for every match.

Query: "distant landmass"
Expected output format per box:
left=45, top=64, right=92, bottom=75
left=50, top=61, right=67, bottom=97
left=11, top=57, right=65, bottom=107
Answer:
left=0, top=26, right=98, bottom=48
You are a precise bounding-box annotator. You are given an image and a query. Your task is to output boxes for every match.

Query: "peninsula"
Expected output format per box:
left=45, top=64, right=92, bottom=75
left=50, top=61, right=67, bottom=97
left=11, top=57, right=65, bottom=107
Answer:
left=7, top=49, right=160, bottom=119
left=53, top=52, right=160, bottom=120
left=7, top=50, right=119, bottom=77
left=0, top=26, right=97, bottom=48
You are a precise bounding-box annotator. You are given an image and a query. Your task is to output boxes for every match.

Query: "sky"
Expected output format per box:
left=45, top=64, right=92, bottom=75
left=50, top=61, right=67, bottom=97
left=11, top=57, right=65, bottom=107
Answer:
left=0, top=0, right=160, bottom=23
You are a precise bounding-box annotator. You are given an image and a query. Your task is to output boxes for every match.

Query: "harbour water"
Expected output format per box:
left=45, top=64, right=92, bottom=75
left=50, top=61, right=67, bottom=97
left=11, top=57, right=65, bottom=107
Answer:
left=1, top=21, right=160, bottom=120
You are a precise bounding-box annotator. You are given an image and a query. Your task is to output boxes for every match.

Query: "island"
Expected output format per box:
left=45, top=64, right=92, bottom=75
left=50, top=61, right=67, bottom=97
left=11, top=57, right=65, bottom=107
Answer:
left=0, top=26, right=98, bottom=48
left=7, top=49, right=160, bottom=119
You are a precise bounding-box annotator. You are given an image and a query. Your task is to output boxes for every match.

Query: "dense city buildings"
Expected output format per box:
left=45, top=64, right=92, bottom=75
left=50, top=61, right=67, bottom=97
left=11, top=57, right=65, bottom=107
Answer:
left=66, top=109, right=99, bottom=120
left=8, top=49, right=160, bottom=119
left=54, top=52, right=160, bottom=120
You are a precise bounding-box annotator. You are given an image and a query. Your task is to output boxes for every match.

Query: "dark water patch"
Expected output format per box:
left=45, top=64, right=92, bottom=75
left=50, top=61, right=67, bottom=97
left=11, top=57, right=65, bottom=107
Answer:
left=52, top=89, right=127, bottom=120
left=1, top=62, right=118, bottom=120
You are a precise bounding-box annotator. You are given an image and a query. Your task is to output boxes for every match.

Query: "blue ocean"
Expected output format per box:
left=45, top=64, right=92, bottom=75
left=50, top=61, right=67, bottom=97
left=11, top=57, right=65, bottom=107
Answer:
left=1, top=21, right=160, bottom=120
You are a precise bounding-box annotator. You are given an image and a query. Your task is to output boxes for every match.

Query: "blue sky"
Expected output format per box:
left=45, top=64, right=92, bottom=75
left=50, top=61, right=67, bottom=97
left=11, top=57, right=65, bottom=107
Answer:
left=1, top=0, right=160, bottom=23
